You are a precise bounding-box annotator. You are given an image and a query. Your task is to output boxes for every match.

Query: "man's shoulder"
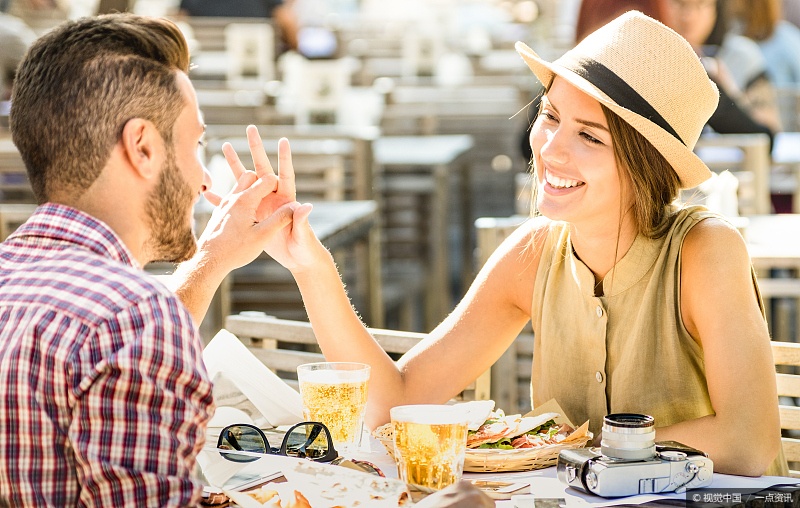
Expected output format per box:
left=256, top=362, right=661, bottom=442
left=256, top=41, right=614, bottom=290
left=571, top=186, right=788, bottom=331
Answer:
left=0, top=246, right=179, bottom=325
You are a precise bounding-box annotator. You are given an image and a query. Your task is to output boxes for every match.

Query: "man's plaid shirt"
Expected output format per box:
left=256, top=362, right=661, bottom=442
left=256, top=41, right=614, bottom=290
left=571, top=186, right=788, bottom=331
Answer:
left=0, top=203, right=214, bottom=507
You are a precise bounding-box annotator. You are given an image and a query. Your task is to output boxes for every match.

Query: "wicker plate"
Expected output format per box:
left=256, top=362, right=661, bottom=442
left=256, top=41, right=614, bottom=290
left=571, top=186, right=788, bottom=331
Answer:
left=463, top=428, right=592, bottom=472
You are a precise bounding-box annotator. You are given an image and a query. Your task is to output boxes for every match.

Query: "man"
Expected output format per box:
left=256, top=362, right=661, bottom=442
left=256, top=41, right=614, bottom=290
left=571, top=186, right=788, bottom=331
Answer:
left=1, top=14, right=300, bottom=506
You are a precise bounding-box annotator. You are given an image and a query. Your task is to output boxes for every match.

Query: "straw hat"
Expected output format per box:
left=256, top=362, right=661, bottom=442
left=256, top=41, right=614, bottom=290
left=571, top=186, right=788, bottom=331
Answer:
left=516, top=11, right=719, bottom=189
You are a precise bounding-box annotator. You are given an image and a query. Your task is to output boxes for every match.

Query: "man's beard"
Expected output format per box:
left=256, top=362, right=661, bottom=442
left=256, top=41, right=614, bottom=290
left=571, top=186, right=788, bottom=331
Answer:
left=143, top=146, right=198, bottom=264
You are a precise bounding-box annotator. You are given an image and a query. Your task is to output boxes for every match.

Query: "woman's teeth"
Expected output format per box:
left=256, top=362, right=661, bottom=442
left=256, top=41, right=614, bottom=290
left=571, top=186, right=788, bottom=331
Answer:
left=545, top=171, right=584, bottom=189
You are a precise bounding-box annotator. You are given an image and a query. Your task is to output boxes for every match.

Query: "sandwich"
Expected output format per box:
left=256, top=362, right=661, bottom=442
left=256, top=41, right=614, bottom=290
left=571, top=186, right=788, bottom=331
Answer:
left=467, top=410, right=575, bottom=450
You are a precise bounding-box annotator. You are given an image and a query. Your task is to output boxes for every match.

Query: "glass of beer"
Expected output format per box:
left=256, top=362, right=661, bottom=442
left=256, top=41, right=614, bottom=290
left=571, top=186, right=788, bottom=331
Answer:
left=296, top=362, right=370, bottom=454
left=390, top=404, right=469, bottom=492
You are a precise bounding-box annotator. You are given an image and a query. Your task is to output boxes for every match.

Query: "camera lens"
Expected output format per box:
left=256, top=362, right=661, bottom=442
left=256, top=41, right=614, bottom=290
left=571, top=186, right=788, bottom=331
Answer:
left=600, top=413, right=655, bottom=461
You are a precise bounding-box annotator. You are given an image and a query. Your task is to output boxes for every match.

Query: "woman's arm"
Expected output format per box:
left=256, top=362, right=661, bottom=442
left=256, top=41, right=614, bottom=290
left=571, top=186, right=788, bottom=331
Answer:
left=279, top=209, right=544, bottom=428
left=656, top=218, right=780, bottom=476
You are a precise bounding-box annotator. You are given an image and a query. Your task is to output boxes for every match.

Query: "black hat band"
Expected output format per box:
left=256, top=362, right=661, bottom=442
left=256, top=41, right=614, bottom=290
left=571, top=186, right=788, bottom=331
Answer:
left=557, top=54, right=685, bottom=145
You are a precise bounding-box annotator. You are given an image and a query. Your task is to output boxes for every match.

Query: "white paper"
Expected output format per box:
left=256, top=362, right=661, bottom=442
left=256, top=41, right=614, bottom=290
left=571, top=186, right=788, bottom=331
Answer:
left=197, top=447, right=295, bottom=491
left=203, top=329, right=304, bottom=429
left=201, top=448, right=410, bottom=507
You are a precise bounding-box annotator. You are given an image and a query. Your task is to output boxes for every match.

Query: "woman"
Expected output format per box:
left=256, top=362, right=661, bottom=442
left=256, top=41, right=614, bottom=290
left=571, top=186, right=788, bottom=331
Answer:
left=257, top=12, right=784, bottom=476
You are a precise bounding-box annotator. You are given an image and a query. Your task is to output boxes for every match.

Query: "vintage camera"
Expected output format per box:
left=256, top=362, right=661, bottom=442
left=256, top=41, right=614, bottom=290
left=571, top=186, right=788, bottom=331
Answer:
left=557, top=414, right=713, bottom=498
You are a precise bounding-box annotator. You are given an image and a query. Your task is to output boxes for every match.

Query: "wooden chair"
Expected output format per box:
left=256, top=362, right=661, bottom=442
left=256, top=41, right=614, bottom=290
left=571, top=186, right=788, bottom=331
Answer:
left=775, top=86, right=800, bottom=132
left=177, top=17, right=278, bottom=82
left=225, top=22, right=275, bottom=88
left=276, top=54, right=356, bottom=126
left=693, top=132, right=772, bottom=215
left=772, top=340, right=800, bottom=477
left=224, top=312, right=491, bottom=401
left=475, top=216, right=532, bottom=414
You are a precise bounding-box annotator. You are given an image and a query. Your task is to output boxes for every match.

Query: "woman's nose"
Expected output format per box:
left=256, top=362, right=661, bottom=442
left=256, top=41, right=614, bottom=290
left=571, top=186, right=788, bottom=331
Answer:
left=537, top=127, right=569, bottom=165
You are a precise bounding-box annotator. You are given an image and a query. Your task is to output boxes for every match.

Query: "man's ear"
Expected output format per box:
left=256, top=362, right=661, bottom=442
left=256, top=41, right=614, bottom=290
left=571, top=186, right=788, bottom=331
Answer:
left=120, top=118, right=163, bottom=180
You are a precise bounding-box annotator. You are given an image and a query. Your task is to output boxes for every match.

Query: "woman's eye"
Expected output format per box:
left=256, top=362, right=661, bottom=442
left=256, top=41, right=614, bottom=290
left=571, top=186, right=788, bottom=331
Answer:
left=540, top=110, right=558, bottom=122
left=581, top=132, right=603, bottom=145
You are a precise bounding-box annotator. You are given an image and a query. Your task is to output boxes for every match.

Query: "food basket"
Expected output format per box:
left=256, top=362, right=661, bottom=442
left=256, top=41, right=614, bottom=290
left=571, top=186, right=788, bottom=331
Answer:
left=372, top=399, right=592, bottom=473
left=462, top=421, right=591, bottom=472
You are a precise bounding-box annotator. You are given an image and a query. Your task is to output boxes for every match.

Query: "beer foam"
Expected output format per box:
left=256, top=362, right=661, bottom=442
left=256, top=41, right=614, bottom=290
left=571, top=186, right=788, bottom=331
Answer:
left=391, top=405, right=470, bottom=425
left=299, top=369, right=369, bottom=384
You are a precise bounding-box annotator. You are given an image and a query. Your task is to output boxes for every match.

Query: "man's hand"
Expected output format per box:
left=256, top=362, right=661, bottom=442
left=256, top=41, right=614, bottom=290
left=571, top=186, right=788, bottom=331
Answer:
left=414, top=481, right=495, bottom=508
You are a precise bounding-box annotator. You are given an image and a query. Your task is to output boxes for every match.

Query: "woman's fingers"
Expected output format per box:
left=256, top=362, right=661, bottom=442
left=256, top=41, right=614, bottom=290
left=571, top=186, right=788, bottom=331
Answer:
left=203, top=189, right=222, bottom=207
left=277, top=137, right=297, bottom=200
left=247, top=125, right=277, bottom=181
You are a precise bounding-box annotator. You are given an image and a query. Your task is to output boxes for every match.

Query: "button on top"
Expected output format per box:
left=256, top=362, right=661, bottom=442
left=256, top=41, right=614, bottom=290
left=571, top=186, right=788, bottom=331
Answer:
left=595, top=371, right=604, bottom=383
left=596, top=305, right=603, bottom=318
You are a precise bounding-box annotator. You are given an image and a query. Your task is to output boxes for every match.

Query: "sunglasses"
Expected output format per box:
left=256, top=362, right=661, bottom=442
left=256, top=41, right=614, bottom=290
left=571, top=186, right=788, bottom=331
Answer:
left=218, top=422, right=338, bottom=463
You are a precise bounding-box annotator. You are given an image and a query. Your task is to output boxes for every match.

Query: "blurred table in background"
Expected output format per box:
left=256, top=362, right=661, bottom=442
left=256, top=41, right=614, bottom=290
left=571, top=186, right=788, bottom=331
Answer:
left=0, top=138, right=35, bottom=204
left=773, top=132, right=800, bottom=213
left=157, top=200, right=382, bottom=340
left=745, top=214, right=800, bottom=345
left=374, top=134, right=474, bottom=330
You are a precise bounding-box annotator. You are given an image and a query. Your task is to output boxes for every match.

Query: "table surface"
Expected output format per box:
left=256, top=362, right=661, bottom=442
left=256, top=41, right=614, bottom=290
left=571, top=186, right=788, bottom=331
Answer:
left=206, top=136, right=356, bottom=156
left=305, top=200, right=378, bottom=249
left=349, top=437, right=799, bottom=507
left=373, top=134, right=474, bottom=166
left=744, top=214, right=800, bottom=265
left=213, top=434, right=799, bottom=507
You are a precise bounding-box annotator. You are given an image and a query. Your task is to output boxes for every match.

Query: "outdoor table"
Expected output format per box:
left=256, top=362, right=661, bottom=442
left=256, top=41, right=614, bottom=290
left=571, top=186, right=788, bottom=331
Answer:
left=210, top=433, right=800, bottom=507
left=349, top=435, right=800, bottom=507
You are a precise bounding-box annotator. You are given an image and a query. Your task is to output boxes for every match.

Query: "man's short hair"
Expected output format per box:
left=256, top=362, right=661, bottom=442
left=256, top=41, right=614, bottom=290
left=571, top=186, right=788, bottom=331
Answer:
left=10, top=14, right=190, bottom=203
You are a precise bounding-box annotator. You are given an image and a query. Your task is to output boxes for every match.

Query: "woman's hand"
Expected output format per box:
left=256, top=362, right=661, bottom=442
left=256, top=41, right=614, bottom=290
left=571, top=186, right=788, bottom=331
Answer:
left=252, top=138, right=328, bottom=273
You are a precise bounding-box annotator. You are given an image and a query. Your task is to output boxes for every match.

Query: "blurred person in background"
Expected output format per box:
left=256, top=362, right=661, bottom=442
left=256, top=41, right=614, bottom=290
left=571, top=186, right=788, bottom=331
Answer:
left=95, top=0, right=132, bottom=14
left=783, top=0, right=800, bottom=27
left=728, top=0, right=800, bottom=87
left=573, top=0, right=670, bottom=42
left=177, top=0, right=299, bottom=51
left=6, top=0, right=70, bottom=35
left=0, top=4, right=36, bottom=101
left=726, top=0, right=800, bottom=212
left=664, top=0, right=782, bottom=137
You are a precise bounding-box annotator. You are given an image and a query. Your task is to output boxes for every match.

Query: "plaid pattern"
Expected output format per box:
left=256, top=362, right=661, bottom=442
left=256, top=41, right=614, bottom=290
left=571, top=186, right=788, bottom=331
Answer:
left=0, top=204, right=214, bottom=507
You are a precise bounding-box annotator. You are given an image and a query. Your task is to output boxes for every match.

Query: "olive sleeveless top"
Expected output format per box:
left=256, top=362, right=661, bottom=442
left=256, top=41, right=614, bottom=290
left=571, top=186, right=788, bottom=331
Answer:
left=530, top=206, right=787, bottom=475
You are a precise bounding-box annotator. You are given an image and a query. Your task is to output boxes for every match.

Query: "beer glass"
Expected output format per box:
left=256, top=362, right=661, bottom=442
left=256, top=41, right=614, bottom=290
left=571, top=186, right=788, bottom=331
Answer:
left=390, top=404, right=469, bottom=491
left=296, top=362, right=370, bottom=454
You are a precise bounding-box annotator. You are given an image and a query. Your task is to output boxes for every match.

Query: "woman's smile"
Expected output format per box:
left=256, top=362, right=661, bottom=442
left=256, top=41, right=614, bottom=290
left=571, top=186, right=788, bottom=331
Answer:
left=543, top=169, right=586, bottom=194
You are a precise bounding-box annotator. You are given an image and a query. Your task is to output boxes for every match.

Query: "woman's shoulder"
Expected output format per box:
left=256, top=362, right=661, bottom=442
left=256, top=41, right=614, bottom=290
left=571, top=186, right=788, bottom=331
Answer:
left=488, top=215, right=565, bottom=267
left=679, top=211, right=748, bottom=264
